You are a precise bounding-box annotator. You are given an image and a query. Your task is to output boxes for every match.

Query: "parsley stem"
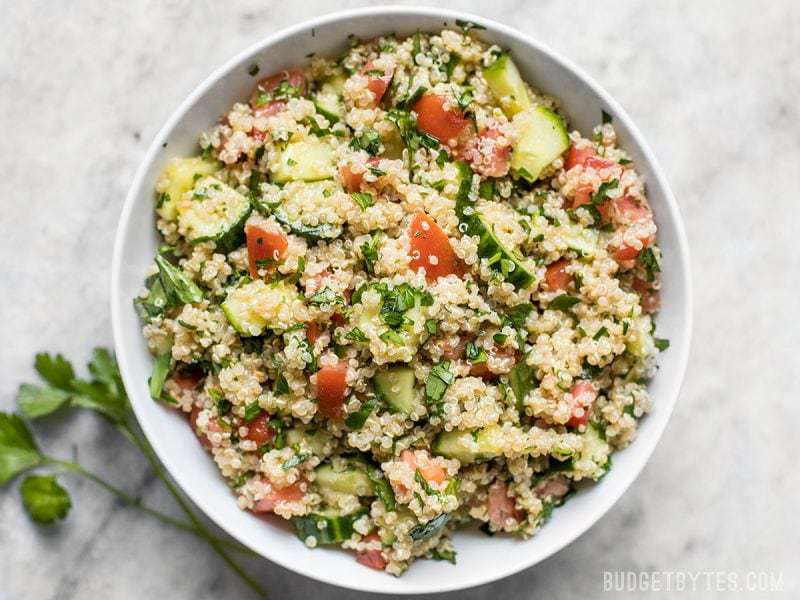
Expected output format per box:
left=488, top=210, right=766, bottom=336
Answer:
left=117, top=422, right=267, bottom=598
left=43, top=456, right=254, bottom=556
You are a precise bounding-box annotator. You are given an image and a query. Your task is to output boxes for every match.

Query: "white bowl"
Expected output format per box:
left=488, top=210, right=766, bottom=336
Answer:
left=111, top=6, right=692, bottom=594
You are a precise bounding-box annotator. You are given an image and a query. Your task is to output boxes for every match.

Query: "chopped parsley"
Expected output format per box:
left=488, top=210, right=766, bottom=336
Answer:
left=349, top=128, right=381, bottom=155
left=465, top=342, right=488, bottom=364
left=455, top=19, right=486, bottom=33
left=344, top=327, right=368, bottom=343
left=425, top=361, right=454, bottom=411
left=345, top=398, right=377, bottom=430
left=351, top=192, right=374, bottom=210
left=638, top=247, right=661, bottom=282
left=549, top=294, right=581, bottom=311
left=654, top=337, right=670, bottom=351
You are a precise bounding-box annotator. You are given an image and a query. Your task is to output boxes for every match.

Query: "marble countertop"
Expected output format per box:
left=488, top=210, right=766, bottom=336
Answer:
left=1, top=1, right=797, bottom=598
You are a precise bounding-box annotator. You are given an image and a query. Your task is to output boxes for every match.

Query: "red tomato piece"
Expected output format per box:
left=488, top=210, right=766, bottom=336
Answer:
left=462, top=127, right=511, bottom=177
left=469, top=346, right=518, bottom=380
left=571, top=184, right=594, bottom=209
left=246, top=225, right=288, bottom=278
left=306, top=322, right=323, bottom=344
left=250, top=69, right=307, bottom=107
left=614, top=195, right=652, bottom=223
left=400, top=449, right=446, bottom=484
left=408, top=212, right=465, bottom=281
left=243, top=412, right=275, bottom=446
left=632, top=277, right=661, bottom=314
left=487, top=481, right=524, bottom=529
left=173, top=368, right=203, bottom=391
left=339, top=157, right=380, bottom=193
left=189, top=406, right=221, bottom=450
left=545, top=259, right=572, bottom=291
left=360, top=61, right=393, bottom=105
left=253, top=481, right=305, bottom=513
left=316, top=362, right=349, bottom=420
left=356, top=533, right=388, bottom=570
left=566, top=380, right=597, bottom=428
left=564, top=144, right=616, bottom=171
left=412, top=94, right=470, bottom=145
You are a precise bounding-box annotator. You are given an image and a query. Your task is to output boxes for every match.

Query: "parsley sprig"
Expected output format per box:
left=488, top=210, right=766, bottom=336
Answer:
left=2, top=350, right=266, bottom=597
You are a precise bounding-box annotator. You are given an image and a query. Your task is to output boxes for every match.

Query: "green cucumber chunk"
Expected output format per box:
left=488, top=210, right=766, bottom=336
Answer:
left=315, top=462, right=375, bottom=496
left=292, top=507, right=367, bottom=545
left=482, top=54, right=532, bottom=117
left=432, top=424, right=504, bottom=464
left=510, top=105, right=570, bottom=182
left=156, top=156, right=219, bottom=221
left=178, top=177, right=251, bottom=252
left=221, top=280, right=296, bottom=337
left=373, top=365, right=418, bottom=415
left=271, top=138, right=334, bottom=183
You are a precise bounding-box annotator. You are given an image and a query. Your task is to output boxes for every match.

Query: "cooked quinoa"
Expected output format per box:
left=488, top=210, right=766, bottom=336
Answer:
left=137, top=27, right=668, bottom=575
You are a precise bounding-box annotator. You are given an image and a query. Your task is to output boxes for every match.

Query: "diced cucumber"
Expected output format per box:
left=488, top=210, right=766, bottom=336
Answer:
left=432, top=424, right=504, bottom=464
left=313, top=75, right=346, bottom=122
left=221, top=280, right=296, bottom=336
left=510, top=105, right=570, bottom=182
left=284, top=428, right=334, bottom=456
left=178, top=177, right=251, bottom=252
left=482, top=54, right=532, bottom=117
left=315, top=462, right=375, bottom=496
left=576, top=422, right=611, bottom=479
left=374, top=365, right=418, bottom=415
left=561, top=224, right=599, bottom=257
left=156, top=156, right=219, bottom=221
left=292, top=507, right=367, bottom=545
left=625, top=315, right=654, bottom=359
left=271, top=138, right=334, bottom=183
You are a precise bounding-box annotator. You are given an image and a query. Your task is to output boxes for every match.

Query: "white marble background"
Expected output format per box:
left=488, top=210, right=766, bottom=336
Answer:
left=1, top=1, right=798, bottom=598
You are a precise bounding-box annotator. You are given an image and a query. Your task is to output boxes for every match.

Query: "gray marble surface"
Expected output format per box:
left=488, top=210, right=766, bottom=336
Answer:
left=1, top=1, right=798, bottom=598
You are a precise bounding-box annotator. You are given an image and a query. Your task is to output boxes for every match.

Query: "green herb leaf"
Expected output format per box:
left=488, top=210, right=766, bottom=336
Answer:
left=549, top=294, right=581, bottom=311
left=148, top=351, right=171, bottom=401
left=273, top=373, right=290, bottom=396
left=425, top=361, right=454, bottom=406
left=379, top=330, right=405, bottom=345
left=430, top=548, right=457, bottom=564
left=504, top=303, right=534, bottom=328
left=654, top=337, right=670, bottom=351
left=455, top=19, right=486, bottom=33
left=34, top=353, right=75, bottom=390
left=351, top=192, right=374, bottom=210
left=425, top=319, right=438, bottom=335
left=155, top=254, right=204, bottom=305
left=88, top=348, right=124, bottom=400
left=509, top=360, right=535, bottom=408
left=409, top=512, right=452, bottom=541
left=638, top=247, right=661, bottom=282
left=465, top=342, right=488, bottom=364
left=344, top=327, right=368, bottom=343
left=349, top=128, right=382, bottom=155
left=70, top=379, right=127, bottom=423
left=282, top=451, right=310, bottom=470
left=0, top=412, right=42, bottom=484
left=17, top=385, right=71, bottom=419
left=20, top=474, right=71, bottom=524
left=307, top=287, right=342, bottom=307
left=601, top=109, right=612, bottom=124
left=593, top=326, right=609, bottom=340
left=345, top=398, right=377, bottom=430
left=367, top=467, right=396, bottom=511
left=244, top=401, right=262, bottom=422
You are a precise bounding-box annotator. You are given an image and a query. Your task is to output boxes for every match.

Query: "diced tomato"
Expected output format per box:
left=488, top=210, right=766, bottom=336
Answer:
left=613, top=233, right=654, bottom=263
left=356, top=533, right=387, bottom=570
left=306, top=322, right=323, bottom=344
left=487, top=481, right=524, bottom=529
left=566, top=380, right=597, bottom=428
left=571, top=184, right=594, bottom=209
left=632, top=277, right=661, bottom=314
left=189, top=406, right=221, bottom=450
left=436, top=335, right=471, bottom=361
left=243, top=411, right=275, bottom=446
left=250, top=69, right=307, bottom=107
left=412, top=94, right=470, bottom=145
left=339, top=157, right=380, bottom=193
left=408, top=212, right=465, bottom=281
left=462, top=127, right=511, bottom=177
left=469, top=346, right=518, bottom=380
left=331, top=312, right=346, bottom=327
left=400, top=449, right=447, bottom=484
left=534, top=475, right=570, bottom=500
left=564, top=144, right=616, bottom=171
left=544, top=259, right=572, bottom=291
left=173, top=368, right=203, bottom=391
left=316, top=362, right=349, bottom=420
left=246, top=225, right=288, bottom=278
left=614, top=195, right=651, bottom=223
left=253, top=481, right=305, bottom=513
left=360, top=61, right=393, bottom=106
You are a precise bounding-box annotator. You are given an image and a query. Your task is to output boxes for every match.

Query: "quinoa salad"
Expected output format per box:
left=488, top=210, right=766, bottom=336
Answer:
left=136, top=25, right=668, bottom=575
